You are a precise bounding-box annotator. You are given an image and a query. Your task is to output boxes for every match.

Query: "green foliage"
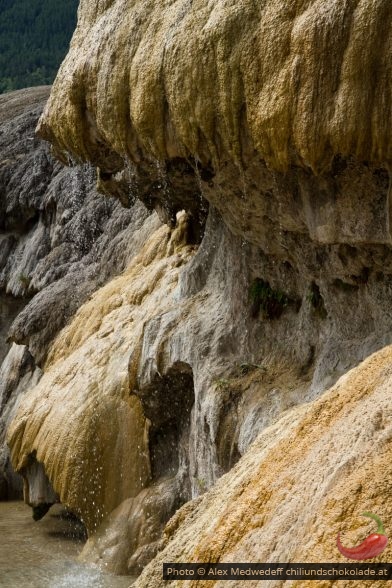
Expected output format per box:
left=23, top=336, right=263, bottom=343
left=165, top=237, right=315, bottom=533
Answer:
left=196, top=478, right=207, bottom=492
left=249, top=278, right=290, bottom=320
left=214, top=378, right=231, bottom=391
left=0, top=0, right=78, bottom=94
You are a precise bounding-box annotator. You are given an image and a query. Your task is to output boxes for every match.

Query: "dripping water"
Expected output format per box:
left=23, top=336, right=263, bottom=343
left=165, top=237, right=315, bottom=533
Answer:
left=0, top=501, right=133, bottom=588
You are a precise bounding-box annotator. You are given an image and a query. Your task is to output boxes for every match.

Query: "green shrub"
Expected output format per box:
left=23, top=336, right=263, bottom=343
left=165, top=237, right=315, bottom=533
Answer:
left=249, top=278, right=290, bottom=319
left=214, top=378, right=231, bottom=391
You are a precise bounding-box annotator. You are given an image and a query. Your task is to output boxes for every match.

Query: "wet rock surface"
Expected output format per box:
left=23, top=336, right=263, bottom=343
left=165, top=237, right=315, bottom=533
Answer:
left=0, top=344, right=39, bottom=500
left=2, top=1, right=392, bottom=585
left=5, top=86, right=392, bottom=580
left=38, top=1, right=392, bottom=172
left=0, top=87, right=152, bottom=499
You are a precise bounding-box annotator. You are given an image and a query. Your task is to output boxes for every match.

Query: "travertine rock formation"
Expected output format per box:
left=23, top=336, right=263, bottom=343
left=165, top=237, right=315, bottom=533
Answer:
left=4, top=0, right=392, bottom=585
left=36, top=1, right=392, bottom=249
left=81, top=477, right=184, bottom=575
left=0, top=344, right=40, bottom=499
left=0, top=87, right=151, bottom=498
left=136, top=344, right=392, bottom=588
left=7, top=215, right=194, bottom=534
left=38, top=0, right=392, bottom=172
left=0, top=87, right=151, bottom=365
left=31, top=2, right=392, bottom=397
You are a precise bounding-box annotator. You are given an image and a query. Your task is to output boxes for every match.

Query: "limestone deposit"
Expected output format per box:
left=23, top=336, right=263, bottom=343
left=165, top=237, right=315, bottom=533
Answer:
left=136, top=344, right=392, bottom=588
left=2, top=0, right=392, bottom=586
left=0, top=86, right=151, bottom=499
left=35, top=1, right=392, bottom=254
left=7, top=215, right=194, bottom=533
left=0, top=86, right=151, bottom=366
left=38, top=0, right=392, bottom=173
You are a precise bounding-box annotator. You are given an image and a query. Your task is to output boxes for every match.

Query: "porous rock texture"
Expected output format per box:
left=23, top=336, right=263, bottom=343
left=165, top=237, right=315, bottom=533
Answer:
left=38, top=0, right=392, bottom=172
left=4, top=1, right=392, bottom=585
left=136, top=344, right=392, bottom=588
left=8, top=215, right=194, bottom=535
left=0, top=87, right=151, bottom=366
left=37, top=0, right=392, bottom=243
left=33, top=1, right=392, bottom=395
left=0, top=86, right=151, bottom=499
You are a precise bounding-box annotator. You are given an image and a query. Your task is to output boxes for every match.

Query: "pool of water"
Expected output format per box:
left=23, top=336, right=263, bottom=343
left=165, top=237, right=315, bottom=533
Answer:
left=0, top=502, right=134, bottom=588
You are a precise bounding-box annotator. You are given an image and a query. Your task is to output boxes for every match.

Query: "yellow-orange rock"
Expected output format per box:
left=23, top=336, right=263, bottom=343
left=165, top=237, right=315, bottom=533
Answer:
left=136, top=344, right=392, bottom=588
left=37, top=0, right=392, bottom=173
left=7, top=213, right=196, bottom=533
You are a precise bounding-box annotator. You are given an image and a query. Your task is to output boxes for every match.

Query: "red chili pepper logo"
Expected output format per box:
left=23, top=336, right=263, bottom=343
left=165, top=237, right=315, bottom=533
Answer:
left=337, top=512, right=388, bottom=560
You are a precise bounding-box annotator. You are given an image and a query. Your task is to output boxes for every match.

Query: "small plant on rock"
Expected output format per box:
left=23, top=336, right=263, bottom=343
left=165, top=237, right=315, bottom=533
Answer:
left=249, top=278, right=290, bottom=319
left=214, top=378, right=231, bottom=391
left=196, top=478, right=207, bottom=492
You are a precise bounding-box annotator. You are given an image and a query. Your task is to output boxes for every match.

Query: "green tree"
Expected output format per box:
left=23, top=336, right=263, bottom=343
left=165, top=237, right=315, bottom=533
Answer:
left=0, top=0, right=78, bottom=93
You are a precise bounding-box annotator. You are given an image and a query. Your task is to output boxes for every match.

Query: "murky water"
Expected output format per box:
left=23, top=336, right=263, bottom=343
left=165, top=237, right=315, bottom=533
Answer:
left=0, top=502, right=134, bottom=588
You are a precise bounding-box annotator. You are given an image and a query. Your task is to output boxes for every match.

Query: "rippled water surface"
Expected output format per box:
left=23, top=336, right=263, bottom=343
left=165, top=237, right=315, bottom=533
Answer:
left=0, top=502, right=134, bottom=588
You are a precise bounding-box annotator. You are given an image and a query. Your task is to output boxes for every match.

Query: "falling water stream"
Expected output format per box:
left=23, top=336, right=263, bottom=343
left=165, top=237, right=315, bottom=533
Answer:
left=0, top=502, right=134, bottom=588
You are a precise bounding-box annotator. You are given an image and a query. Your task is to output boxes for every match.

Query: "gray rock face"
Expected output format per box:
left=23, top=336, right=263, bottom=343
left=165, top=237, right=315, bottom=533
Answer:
left=0, top=343, right=40, bottom=500
left=0, top=87, right=152, bottom=365
left=78, top=182, right=392, bottom=574
left=0, top=87, right=153, bottom=498
left=3, top=83, right=392, bottom=580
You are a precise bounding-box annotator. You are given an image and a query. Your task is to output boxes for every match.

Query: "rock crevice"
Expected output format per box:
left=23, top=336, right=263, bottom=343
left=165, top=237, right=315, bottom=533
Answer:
left=1, top=1, right=392, bottom=585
